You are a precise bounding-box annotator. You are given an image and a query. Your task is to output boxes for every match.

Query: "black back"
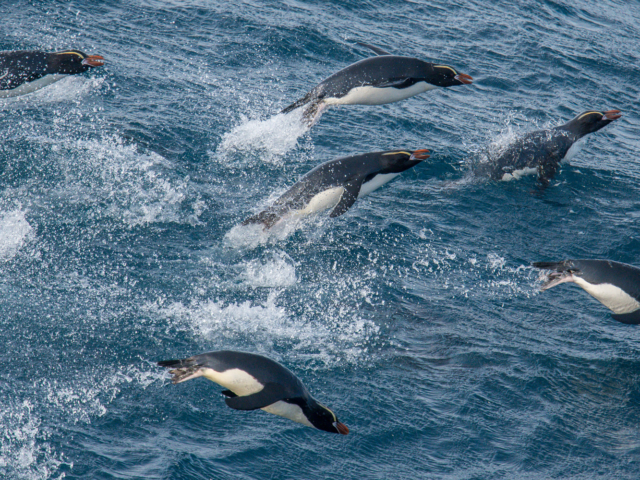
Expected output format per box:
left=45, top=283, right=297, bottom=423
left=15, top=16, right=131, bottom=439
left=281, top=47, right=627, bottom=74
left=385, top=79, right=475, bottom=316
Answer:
left=568, top=260, right=640, bottom=301
left=485, top=128, right=575, bottom=181
left=178, top=350, right=310, bottom=399
left=483, top=111, right=618, bottom=182
left=313, top=55, right=465, bottom=99
left=0, top=50, right=92, bottom=91
left=0, top=51, right=49, bottom=90
left=273, top=150, right=421, bottom=210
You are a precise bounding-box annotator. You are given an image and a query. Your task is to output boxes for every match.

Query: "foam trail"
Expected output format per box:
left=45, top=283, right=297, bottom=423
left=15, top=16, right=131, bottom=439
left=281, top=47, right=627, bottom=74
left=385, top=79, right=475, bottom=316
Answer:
left=0, top=209, right=33, bottom=261
left=216, top=109, right=309, bottom=165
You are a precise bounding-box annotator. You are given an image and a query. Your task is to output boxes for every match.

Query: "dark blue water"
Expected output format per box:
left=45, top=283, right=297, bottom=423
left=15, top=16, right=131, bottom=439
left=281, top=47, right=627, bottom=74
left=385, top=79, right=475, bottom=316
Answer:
left=2, top=0, right=640, bottom=478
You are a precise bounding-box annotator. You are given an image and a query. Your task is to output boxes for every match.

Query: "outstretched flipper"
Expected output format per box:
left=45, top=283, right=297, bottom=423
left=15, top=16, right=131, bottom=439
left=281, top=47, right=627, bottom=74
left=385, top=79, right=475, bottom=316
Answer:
left=329, top=180, right=361, bottom=218
left=357, top=42, right=392, bottom=56
left=224, top=383, right=288, bottom=411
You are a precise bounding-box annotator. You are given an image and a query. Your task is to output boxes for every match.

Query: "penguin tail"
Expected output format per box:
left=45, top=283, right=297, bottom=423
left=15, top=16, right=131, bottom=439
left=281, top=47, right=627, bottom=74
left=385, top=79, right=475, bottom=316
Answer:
left=281, top=96, right=310, bottom=114
left=532, top=261, right=576, bottom=290
left=158, top=357, right=204, bottom=384
left=241, top=210, right=281, bottom=230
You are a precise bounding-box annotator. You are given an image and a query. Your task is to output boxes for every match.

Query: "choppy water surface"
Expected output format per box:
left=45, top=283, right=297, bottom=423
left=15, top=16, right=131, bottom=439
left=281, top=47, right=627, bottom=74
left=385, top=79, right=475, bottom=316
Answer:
left=1, top=0, right=640, bottom=478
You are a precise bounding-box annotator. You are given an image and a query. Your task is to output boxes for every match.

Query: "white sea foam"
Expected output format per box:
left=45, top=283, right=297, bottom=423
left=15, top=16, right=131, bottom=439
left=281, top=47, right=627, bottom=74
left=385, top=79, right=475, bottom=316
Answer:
left=52, top=136, right=204, bottom=227
left=0, top=209, right=34, bottom=261
left=150, top=290, right=380, bottom=367
left=238, top=251, right=298, bottom=288
left=0, top=76, right=105, bottom=108
left=0, top=365, right=163, bottom=480
left=0, top=400, right=66, bottom=480
left=216, top=109, right=309, bottom=165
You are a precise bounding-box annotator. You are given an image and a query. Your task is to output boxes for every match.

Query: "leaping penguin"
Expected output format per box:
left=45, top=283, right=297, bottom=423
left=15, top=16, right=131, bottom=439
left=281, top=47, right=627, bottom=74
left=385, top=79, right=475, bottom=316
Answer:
left=0, top=50, right=104, bottom=98
left=281, top=42, right=472, bottom=125
left=242, top=149, right=430, bottom=229
left=482, top=110, right=621, bottom=184
left=158, top=350, right=349, bottom=434
left=533, top=259, right=640, bottom=324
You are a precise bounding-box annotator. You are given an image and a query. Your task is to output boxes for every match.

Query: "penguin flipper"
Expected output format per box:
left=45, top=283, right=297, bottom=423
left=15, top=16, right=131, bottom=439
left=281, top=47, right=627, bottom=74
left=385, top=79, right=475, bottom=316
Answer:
left=611, top=311, right=640, bottom=325
left=329, top=180, right=361, bottom=218
left=224, top=383, right=286, bottom=410
left=221, top=390, right=237, bottom=398
left=357, top=42, right=392, bottom=56
left=372, top=78, right=415, bottom=89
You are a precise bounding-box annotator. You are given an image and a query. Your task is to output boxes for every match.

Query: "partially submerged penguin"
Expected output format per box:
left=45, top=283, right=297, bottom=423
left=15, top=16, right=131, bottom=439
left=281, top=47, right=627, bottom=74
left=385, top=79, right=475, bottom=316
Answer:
left=281, top=42, right=472, bottom=125
left=483, top=110, right=621, bottom=184
left=242, top=149, right=430, bottom=229
left=158, top=350, right=349, bottom=434
left=533, top=260, right=640, bottom=324
left=0, top=50, right=104, bottom=98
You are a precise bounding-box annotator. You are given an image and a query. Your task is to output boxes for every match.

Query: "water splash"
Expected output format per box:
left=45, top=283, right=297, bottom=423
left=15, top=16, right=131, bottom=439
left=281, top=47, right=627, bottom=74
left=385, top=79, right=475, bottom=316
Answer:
left=215, top=109, right=309, bottom=166
left=0, top=209, right=34, bottom=262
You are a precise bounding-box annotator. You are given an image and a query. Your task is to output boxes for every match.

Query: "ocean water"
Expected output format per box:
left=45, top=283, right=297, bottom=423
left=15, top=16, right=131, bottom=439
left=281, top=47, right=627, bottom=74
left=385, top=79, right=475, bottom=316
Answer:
left=1, top=0, right=640, bottom=478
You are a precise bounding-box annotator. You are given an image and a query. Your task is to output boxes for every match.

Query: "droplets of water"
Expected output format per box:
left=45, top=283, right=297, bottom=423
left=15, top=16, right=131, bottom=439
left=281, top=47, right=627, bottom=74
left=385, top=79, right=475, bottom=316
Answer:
left=0, top=208, right=34, bottom=262
left=215, top=109, right=309, bottom=166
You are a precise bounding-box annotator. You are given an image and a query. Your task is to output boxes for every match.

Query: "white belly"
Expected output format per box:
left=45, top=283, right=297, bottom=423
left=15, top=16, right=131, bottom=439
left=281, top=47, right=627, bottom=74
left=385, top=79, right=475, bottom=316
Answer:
left=358, top=172, right=400, bottom=198
left=201, top=367, right=264, bottom=395
left=0, top=74, right=67, bottom=98
left=501, top=166, right=538, bottom=182
left=563, top=139, right=584, bottom=162
left=324, top=81, right=437, bottom=106
left=297, top=186, right=345, bottom=215
left=574, top=277, right=640, bottom=315
left=263, top=400, right=314, bottom=428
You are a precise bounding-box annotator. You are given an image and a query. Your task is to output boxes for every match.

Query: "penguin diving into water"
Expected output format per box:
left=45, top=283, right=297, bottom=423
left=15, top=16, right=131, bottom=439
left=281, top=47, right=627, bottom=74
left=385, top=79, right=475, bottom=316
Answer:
left=281, top=42, right=472, bottom=126
left=482, top=110, right=621, bottom=185
left=0, top=49, right=104, bottom=98
left=534, top=259, right=640, bottom=324
left=158, top=350, right=350, bottom=434
left=242, top=149, right=430, bottom=229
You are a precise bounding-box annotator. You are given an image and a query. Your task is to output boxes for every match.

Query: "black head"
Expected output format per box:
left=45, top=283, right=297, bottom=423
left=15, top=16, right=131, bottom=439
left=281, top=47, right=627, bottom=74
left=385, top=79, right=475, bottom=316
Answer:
left=423, top=63, right=473, bottom=87
left=305, top=402, right=349, bottom=435
left=48, top=50, right=104, bottom=74
left=378, top=149, right=429, bottom=173
left=559, top=110, right=621, bottom=138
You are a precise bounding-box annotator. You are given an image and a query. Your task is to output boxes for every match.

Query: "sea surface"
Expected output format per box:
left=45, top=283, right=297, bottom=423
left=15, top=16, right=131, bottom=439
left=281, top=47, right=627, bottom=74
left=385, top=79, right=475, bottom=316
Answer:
left=1, top=1, right=640, bottom=478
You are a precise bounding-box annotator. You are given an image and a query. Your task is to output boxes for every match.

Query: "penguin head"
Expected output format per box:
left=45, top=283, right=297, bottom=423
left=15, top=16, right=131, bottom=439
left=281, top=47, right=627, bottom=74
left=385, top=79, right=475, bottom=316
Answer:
left=50, top=50, right=104, bottom=74
left=561, top=110, right=621, bottom=138
left=424, top=64, right=473, bottom=87
left=380, top=149, right=429, bottom=173
left=307, top=402, right=349, bottom=435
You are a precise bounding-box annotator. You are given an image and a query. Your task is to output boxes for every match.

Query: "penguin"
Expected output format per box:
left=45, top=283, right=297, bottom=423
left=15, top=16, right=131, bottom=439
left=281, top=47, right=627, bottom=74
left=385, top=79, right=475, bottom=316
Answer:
left=0, top=50, right=104, bottom=98
left=158, top=350, right=349, bottom=434
left=533, top=260, right=640, bottom=324
left=242, top=149, right=430, bottom=229
left=281, top=42, right=472, bottom=125
left=482, top=110, right=621, bottom=184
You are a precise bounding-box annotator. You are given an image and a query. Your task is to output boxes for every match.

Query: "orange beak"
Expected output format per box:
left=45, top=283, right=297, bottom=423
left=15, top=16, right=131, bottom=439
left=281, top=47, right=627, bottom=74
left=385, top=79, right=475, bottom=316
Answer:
left=410, top=149, right=430, bottom=161
left=334, top=421, right=349, bottom=435
left=455, top=73, right=473, bottom=85
left=602, top=109, right=621, bottom=121
left=82, top=55, right=105, bottom=67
